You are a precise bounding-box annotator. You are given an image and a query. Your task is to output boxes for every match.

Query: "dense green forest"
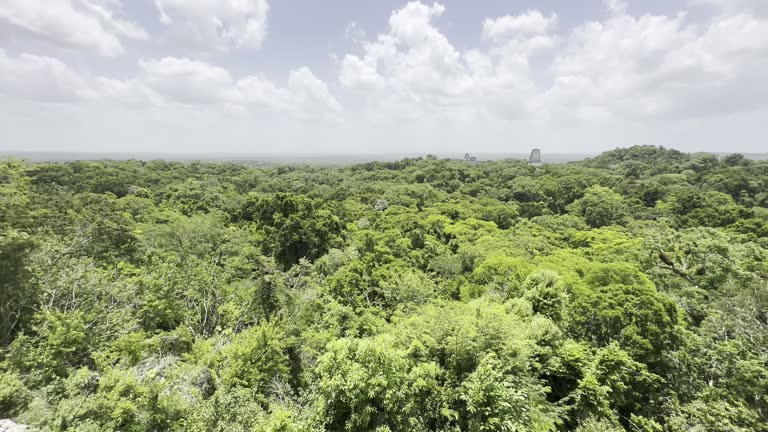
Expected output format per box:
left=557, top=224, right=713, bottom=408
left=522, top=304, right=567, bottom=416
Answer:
left=1, top=146, right=767, bottom=431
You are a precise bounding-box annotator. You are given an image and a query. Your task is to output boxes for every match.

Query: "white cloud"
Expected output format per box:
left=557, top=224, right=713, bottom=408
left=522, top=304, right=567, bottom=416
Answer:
left=96, top=77, right=162, bottom=108
left=339, top=2, right=560, bottom=123
left=2, top=0, right=768, bottom=153
left=237, top=67, right=344, bottom=119
left=139, top=57, right=242, bottom=105
left=543, top=3, right=768, bottom=120
left=0, top=0, right=146, bottom=57
left=237, top=76, right=294, bottom=111
left=482, top=11, right=558, bottom=41
left=339, top=2, right=465, bottom=118
left=0, top=45, right=341, bottom=120
left=0, top=50, right=95, bottom=102
left=606, top=0, right=628, bottom=16
left=288, top=67, right=343, bottom=114
left=337, top=0, right=768, bottom=133
left=138, top=57, right=341, bottom=115
left=693, top=0, right=768, bottom=17
left=344, top=21, right=366, bottom=44
left=154, top=0, right=269, bottom=51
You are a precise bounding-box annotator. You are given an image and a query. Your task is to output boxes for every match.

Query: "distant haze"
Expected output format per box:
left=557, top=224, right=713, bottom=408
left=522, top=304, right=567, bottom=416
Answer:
left=4, top=150, right=767, bottom=165
left=3, top=151, right=594, bottom=164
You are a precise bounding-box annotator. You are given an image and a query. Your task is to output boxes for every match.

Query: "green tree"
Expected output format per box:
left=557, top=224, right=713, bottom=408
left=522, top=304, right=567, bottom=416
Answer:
left=0, top=158, right=35, bottom=344
left=567, top=185, right=629, bottom=228
left=240, top=193, right=343, bottom=269
left=568, top=262, right=684, bottom=366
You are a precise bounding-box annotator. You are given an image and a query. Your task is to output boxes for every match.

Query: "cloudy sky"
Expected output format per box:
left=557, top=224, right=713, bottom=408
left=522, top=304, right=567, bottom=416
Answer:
left=1, top=0, right=767, bottom=154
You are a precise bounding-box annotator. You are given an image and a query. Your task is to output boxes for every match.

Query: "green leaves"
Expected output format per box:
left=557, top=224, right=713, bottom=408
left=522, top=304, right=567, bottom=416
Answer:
left=461, top=353, right=551, bottom=432
left=313, top=335, right=436, bottom=431
left=567, top=185, right=629, bottom=228
left=568, top=263, right=684, bottom=366
left=8, top=311, right=94, bottom=384
left=2, top=149, right=768, bottom=430
left=0, top=158, right=35, bottom=344
left=665, top=190, right=750, bottom=228
left=0, top=158, right=31, bottom=228
left=216, top=322, right=290, bottom=392
left=240, top=193, right=343, bottom=269
left=472, top=255, right=532, bottom=299
left=0, top=370, right=30, bottom=416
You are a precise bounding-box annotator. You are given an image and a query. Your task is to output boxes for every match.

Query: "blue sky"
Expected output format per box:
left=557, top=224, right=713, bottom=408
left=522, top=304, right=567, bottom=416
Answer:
left=1, top=0, right=767, bottom=154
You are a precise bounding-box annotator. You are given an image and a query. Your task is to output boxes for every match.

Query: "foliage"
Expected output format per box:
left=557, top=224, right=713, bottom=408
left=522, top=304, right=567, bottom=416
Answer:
left=567, top=185, right=628, bottom=228
left=1, top=146, right=767, bottom=431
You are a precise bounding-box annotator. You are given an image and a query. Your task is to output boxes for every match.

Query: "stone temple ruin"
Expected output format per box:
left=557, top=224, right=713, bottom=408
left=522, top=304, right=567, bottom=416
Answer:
left=528, top=149, right=543, bottom=167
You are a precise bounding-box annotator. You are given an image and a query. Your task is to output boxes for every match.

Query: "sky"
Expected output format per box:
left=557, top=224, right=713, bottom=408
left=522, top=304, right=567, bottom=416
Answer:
left=1, top=0, right=767, bottom=154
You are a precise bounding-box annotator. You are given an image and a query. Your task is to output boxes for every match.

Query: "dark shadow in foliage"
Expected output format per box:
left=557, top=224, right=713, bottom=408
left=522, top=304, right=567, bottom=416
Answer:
left=238, top=193, right=343, bottom=270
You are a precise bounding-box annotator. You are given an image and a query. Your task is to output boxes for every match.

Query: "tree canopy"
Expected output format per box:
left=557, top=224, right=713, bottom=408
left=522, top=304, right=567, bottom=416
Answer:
left=1, top=146, right=767, bottom=431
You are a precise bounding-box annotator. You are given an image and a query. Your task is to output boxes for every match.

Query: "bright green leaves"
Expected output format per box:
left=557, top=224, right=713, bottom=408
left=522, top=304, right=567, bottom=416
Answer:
left=577, top=343, right=661, bottom=417
left=0, top=158, right=31, bottom=227
left=461, top=353, right=555, bottom=432
left=2, top=149, right=768, bottom=431
left=186, top=386, right=315, bottom=432
left=0, top=370, right=30, bottom=417
left=569, top=227, right=643, bottom=264
left=568, top=263, right=684, bottom=366
left=313, top=335, right=440, bottom=432
left=69, top=192, right=139, bottom=263
left=393, top=300, right=534, bottom=380
left=43, top=366, right=198, bottom=432
left=135, top=254, right=224, bottom=336
left=473, top=255, right=533, bottom=299
left=313, top=299, right=561, bottom=432
left=8, top=311, right=93, bottom=384
left=215, top=322, right=290, bottom=392
left=522, top=270, right=569, bottom=324
left=139, top=210, right=230, bottom=262
left=161, top=178, right=229, bottom=215
left=567, top=185, right=629, bottom=229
